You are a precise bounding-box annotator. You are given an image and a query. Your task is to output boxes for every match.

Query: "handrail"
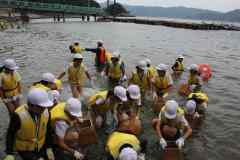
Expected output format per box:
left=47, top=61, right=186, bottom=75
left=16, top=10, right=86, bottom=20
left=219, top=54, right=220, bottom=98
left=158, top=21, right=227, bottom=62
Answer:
left=0, top=0, right=105, bottom=15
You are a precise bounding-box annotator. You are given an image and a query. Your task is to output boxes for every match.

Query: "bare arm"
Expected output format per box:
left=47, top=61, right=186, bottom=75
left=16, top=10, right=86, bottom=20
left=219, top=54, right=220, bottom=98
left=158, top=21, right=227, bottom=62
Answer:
left=85, top=71, right=91, bottom=80
left=56, top=137, right=75, bottom=154
left=182, top=126, right=192, bottom=140
left=17, top=82, right=21, bottom=94
left=58, top=71, right=66, bottom=80
left=156, top=119, right=163, bottom=138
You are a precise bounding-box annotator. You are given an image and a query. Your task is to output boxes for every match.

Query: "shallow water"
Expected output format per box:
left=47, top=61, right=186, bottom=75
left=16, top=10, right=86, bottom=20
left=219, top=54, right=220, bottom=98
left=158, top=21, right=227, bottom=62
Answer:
left=0, top=19, right=240, bottom=160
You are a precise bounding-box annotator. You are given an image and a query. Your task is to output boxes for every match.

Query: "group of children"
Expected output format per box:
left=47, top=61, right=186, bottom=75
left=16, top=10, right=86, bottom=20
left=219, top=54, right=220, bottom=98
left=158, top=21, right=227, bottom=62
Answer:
left=0, top=41, right=210, bottom=160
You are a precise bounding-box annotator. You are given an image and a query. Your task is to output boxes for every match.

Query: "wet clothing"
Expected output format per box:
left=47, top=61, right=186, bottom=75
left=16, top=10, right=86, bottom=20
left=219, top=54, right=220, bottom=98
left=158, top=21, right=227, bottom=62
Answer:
left=172, top=61, right=184, bottom=72
left=106, top=61, right=125, bottom=81
left=5, top=109, right=52, bottom=157
left=0, top=71, right=21, bottom=98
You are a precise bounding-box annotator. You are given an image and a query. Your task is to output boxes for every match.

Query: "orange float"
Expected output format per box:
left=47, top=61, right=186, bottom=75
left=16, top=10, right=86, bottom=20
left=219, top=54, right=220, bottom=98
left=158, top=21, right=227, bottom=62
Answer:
left=198, top=64, right=212, bottom=81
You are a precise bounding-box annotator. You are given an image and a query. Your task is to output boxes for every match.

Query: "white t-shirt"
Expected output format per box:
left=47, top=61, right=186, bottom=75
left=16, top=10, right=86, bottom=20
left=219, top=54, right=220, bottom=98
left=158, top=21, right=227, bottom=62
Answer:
left=55, top=120, right=70, bottom=138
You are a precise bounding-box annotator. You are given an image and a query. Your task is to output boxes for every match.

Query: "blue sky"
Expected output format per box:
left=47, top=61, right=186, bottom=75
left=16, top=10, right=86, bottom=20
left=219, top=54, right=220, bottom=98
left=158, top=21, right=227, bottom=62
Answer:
left=97, top=0, right=240, bottom=12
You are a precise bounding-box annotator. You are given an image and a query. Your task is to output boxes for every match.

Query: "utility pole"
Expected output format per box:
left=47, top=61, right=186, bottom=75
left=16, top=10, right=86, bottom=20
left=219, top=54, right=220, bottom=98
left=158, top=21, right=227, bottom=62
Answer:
left=114, top=0, right=116, bottom=5
left=107, top=0, right=109, bottom=8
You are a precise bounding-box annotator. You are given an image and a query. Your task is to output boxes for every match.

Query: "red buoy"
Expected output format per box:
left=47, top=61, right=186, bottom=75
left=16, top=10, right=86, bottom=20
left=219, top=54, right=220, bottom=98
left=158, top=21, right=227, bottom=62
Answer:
left=198, top=64, right=212, bottom=81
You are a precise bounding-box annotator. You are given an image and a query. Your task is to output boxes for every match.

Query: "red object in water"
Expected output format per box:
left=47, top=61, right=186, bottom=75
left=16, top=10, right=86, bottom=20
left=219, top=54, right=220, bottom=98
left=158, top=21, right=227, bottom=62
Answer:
left=198, top=64, right=212, bottom=81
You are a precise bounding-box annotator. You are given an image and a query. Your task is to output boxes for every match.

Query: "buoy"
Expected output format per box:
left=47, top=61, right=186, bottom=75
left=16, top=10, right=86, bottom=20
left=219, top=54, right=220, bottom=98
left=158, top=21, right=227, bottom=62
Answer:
left=198, top=64, right=212, bottom=81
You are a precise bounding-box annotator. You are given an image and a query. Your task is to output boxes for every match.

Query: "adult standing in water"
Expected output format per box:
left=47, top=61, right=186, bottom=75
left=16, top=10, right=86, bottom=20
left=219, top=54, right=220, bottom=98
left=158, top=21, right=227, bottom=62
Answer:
left=58, top=54, right=92, bottom=98
left=4, top=88, right=54, bottom=160
left=0, top=59, right=22, bottom=114
left=85, top=40, right=107, bottom=72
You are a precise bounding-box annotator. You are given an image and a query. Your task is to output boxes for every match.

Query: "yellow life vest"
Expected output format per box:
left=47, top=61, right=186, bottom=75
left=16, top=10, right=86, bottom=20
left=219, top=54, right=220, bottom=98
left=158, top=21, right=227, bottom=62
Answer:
left=147, top=66, right=157, bottom=78
left=31, top=83, right=50, bottom=91
left=88, top=91, right=111, bottom=113
left=55, top=79, right=62, bottom=91
left=188, top=73, right=200, bottom=85
left=50, top=102, right=72, bottom=127
left=106, top=52, right=112, bottom=63
left=188, top=92, right=208, bottom=103
left=130, top=72, right=149, bottom=93
left=15, top=105, right=49, bottom=151
left=1, top=72, right=20, bottom=97
left=106, top=131, right=140, bottom=159
left=160, top=106, right=184, bottom=129
left=68, top=63, right=86, bottom=85
left=108, top=62, right=122, bottom=80
left=174, top=61, right=184, bottom=71
left=74, top=45, right=83, bottom=53
left=155, top=75, right=169, bottom=92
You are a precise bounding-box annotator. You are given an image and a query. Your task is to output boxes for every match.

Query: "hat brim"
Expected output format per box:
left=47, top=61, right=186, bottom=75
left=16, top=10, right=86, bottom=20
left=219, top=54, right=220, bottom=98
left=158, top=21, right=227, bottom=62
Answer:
left=164, top=111, right=176, bottom=119
left=120, top=96, right=127, bottom=102
left=130, top=94, right=140, bottom=100
left=8, top=66, right=19, bottom=70
left=39, top=100, right=53, bottom=108
left=70, top=111, right=83, bottom=118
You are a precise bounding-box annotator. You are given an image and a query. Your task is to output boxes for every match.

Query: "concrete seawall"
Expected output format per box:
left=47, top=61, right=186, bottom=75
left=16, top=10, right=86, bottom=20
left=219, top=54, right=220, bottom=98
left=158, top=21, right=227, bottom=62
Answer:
left=99, top=17, right=240, bottom=31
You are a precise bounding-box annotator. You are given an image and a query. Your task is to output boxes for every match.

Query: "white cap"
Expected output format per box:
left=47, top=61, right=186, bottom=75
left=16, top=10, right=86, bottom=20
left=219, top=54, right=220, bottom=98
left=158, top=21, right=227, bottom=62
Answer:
left=42, top=72, right=56, bottom=83
left=189, top=64, right=199, bottom=71
left=156, top=63, right=168, bottom=71
left=48, top=90, right=60, bottom=102
left=114, top=86, right=127, bottom=102
left=164, top=100, right=179, bottom=119
left=3, top=59, right=18, bottom=70
left=185, top=100, right=196, bottom=114
left=178, top=55, right=184, bottom=59
left=112, top=51, right=120, bottom=59
left=137, top=60, right=147, bottom=70
left=65, top=97, right=82, bottom=117
left=27, top=88, right=53, bottom=107
left=97, top=40, right=103, bottom=44
left=127, top=84, right=141, bottom=100
left=73, top=54, right=83, bottom=59
left=145, top=58, right=151, bottom=65
left=95, top=97, right=105, bottom=105
left=119, top=147, right=138, bottom=160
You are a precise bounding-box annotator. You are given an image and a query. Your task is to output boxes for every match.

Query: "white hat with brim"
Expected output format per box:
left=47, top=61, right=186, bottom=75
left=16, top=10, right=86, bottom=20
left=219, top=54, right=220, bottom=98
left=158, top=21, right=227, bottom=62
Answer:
left=164, top=100, right=178, bottom=119
left=65, top=98, right=83, bottom=117
left=127, top=85, right=141, bottom=100
left=4, top=59, right=19, bottom=70
left=186, top=100, right=196, bottom=114
left=28, top=88, right=53, bottom=108
left=137, top=60, right=147, bottom=70
left=178, top=55, right=184, bottom=59
left=130, top=94, right=140, bottom=100
left=112, top=51, right=120, bottom=59
left=164, top=111, right=177, bottom=119
left=73, top=54, right=83, bottom=59
left=42, top=73, right=56, bottom=83
left=114, top=86, right=127, bottom=102
left=188, top=64, right=198, bottom=71
left=156, top=64, right=168, bottom=71
left=119, top=147, right=138, bottom=160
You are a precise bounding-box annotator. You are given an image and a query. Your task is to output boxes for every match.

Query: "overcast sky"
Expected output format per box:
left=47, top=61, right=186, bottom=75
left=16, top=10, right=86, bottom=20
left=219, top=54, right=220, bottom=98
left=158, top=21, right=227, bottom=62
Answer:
left=97, top=0, right=240, bottom=12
